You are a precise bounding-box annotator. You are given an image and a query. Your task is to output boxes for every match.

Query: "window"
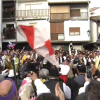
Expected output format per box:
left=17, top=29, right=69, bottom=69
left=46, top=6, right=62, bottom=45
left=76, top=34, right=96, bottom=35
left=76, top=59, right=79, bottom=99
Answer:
left=50, top=22, right=64, bottom=34
left=69, top=27, right=80, bottom=36
left=50, top=22, right=64, bottom=40
left=70, top=9, right=80, bottom=17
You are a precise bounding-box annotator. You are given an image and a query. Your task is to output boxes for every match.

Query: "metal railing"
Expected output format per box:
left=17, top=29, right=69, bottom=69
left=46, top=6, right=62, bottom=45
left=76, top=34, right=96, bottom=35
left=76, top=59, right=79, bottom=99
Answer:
left=50, top=13, right=70, bottom=20
left=16, top=9, right=49, bottom=20
left=70, top=12, right=88, bottom=20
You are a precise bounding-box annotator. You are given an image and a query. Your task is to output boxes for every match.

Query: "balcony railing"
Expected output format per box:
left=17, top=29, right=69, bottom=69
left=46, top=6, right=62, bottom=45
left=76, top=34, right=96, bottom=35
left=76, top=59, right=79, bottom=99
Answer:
left=50, top=13, right=70, bottom=20
left=16, top=9, right=49, bottom=20
left=70, top=12, right=88, bottom=20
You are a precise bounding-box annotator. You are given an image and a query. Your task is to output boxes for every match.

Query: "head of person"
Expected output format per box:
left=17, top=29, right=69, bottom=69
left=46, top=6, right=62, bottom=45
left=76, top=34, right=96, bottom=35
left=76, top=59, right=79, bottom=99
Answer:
left=76, top=93, right=99, bottom=100
left=0, top=78, right=18, bottom=100
left=49, top=66, right=59, bottom=79
left=14, top=54, right=17, bottom=58
left=4, top=51, right=7, bottom=56
left=86, top=80, right=100, bottom=99
left=37, top=93, right=59, bottom=100
left=77, top=64, right=86, bottom=74
left=39, top=69, right=49, bottom=80
left=63, top=60, right=69, bottom=65
left=25, top=51, right=28, bottom=55
left=60, top=53, right=62, bottom=57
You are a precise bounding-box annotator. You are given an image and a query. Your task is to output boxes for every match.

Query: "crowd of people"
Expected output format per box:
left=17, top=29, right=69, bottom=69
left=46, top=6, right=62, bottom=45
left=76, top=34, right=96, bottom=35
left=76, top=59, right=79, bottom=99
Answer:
left=0, top=47, right=100, bottom=100
left=2, top=26, right=16, bottom=39
left=3, top=7, right=15, bottom=18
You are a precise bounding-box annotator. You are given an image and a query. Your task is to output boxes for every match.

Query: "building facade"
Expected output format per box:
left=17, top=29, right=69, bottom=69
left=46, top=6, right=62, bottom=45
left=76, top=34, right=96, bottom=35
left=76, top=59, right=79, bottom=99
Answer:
left=1, top=0, right=90, bottom=50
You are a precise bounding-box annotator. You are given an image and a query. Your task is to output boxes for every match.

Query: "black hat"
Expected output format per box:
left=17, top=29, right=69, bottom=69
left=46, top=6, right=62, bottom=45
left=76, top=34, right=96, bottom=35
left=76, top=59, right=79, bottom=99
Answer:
left=77, top=63, right=86, bottom=73
left=49, top=67, right=59, bottom=77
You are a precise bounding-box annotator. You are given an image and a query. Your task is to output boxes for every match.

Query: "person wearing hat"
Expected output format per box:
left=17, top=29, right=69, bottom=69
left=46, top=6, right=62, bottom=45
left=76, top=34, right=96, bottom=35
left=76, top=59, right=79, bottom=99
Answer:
left=2, top=51, right=12, bottom=69
left=44, top=66, right=71, bottom=100
left=59, top=60, right=70, bottom=83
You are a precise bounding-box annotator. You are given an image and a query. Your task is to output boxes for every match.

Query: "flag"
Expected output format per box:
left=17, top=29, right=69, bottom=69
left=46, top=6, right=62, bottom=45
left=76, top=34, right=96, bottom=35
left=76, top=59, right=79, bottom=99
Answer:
left=17, top=23, right=59, bottom=67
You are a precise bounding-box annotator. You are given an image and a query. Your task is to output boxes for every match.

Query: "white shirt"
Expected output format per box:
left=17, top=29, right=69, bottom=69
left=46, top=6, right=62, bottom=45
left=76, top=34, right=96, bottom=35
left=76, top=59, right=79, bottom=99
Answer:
left=78, top=81, right=90, bottom=95
left=34, top=79, right=50, bottom=95
left=83, top=57, right=87, bottom=65
left=59, top=65, right=70, bottom=75
left=63, top=83, right=71, bottom=99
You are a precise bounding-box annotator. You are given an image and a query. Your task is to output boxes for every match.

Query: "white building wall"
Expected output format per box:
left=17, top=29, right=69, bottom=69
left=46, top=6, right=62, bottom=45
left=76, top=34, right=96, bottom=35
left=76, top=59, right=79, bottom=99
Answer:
left=16, top=20, right=50, bottom=42
left=17, top=1, right=49, bottom=10
left=64, top=20, right=90, bottom=41
left=90, top=21, right=97, bottom=43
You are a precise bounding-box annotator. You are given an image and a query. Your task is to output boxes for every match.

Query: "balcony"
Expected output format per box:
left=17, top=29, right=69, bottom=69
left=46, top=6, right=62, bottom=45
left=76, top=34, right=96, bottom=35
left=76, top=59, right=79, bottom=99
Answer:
left=2, top=27, right=16, bottom=42
left=50, top=13, right=70, bottom=21
left=16, top=9, right=49, bottom=20
left=70, top=12, right=88, bottom=20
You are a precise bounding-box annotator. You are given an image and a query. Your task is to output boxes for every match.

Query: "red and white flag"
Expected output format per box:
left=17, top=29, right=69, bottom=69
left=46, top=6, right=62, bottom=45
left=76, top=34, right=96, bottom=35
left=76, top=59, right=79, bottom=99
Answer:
left=17, top=23, right=59, bottom=67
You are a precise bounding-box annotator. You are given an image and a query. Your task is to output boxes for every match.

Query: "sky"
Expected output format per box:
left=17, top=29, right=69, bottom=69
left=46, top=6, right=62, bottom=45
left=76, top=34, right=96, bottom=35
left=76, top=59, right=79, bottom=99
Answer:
left=89, top=0, right=100, bottom=8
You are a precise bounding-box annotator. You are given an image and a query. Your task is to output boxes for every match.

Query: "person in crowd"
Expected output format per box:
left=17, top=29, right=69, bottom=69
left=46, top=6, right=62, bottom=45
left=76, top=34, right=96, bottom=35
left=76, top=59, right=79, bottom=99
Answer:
left=0, top=63, right=9, bottom=77
left=44, top=66, right=71, bottom=99
left=86, top=80, right=100, bottom=99
left=0, top=65, right=5, bottom=82
left=58, top=53, right=64, bottom=64
left=59, top=60, right=70, bottom=83
left=21, top=51, right=30, bottom=65
left=39, top=68, right=49, bottom=83
left=13, top=54, right=19, bottom=72
left=76, top=92, right=99, bottom=100
left=74, top=63, right=86, bottom=86
left=95, top=52, right=100, bottom=71
left=0, top=78, right=19, bottom=100
left=66, top=78, right=80, bottom=100
left=0, top=46, right=100, bottom=100
left=2, top=51, right=12, bottom=69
